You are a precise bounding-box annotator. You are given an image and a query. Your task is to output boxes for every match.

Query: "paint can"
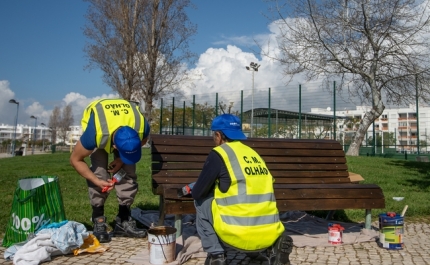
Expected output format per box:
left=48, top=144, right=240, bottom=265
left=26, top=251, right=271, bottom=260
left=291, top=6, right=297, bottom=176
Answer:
left=328, top=223, right=344, bottom=245
left=148, top=226, right=177, bottom=264
left=378, top=212, right=404, bottom=250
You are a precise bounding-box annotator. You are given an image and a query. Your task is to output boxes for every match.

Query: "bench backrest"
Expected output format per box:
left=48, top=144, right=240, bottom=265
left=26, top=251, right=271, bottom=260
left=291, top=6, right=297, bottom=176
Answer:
left=151, top=134, right=350, bottom=194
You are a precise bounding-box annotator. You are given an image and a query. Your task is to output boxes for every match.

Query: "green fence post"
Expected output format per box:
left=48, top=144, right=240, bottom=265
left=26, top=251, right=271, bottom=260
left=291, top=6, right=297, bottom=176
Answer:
left=299, top=84, right=302, bottom=139
left=182, top=101, right=185, bottom=135
left=241, top=90, right=243, bottom=124
left=394, top=128, right=396, bottom=151
left=216, top=93, right=218, bottom=116
left=416, top=74, right=420, bottom=154
left=333, top=81, right=336, bottom=141
left=192, top=95, right=195, bottom=136
left=372, top=121, right=375, bottom=156
left=159, top=98, right=163, bottom=134
left=203, top=113, right=206, bottom=136
left=268, top=87, right=271, bottom=138
left=172, top=97, right=175, bottom=135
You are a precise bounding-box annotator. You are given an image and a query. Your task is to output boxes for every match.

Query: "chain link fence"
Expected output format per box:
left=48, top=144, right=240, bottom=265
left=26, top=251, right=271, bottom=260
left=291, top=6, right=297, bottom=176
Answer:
left=150, top=80, right=430, bottom=159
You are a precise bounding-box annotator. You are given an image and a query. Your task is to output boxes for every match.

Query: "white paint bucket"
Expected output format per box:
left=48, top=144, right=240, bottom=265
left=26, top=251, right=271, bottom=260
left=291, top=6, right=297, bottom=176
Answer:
left=148, top=226, right=177, bottom=264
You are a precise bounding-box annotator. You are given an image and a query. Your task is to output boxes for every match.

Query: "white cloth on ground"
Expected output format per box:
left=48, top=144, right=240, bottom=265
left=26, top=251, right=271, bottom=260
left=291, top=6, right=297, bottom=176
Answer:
left=13, top=233, right=63, bottom=265
left=5, top=221, right=90, bottom=262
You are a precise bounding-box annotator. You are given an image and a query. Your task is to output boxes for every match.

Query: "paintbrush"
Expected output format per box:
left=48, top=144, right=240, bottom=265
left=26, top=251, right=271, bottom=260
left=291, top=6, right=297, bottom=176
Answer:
left=102, top=168, right=127, bottom=192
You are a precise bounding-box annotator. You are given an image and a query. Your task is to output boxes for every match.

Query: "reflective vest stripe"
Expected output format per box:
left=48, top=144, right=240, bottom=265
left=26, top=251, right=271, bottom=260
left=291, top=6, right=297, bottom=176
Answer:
left=219, top=143, right=246, bottom=195
left=94, top=101, right=109, bottom=150
left=215, top=193, right=275, bottom=206
left=221, top=213, right=280, bottom=226
left=130, top=102, right=141, bottom=131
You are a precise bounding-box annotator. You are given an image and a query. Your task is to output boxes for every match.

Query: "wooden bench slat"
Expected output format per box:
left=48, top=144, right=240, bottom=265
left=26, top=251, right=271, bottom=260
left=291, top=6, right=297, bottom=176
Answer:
left=152, top=162, right=348, bottom=171
left=274, top=186, right=384, bottom=199
left=162, top=198, right=386, bottom=215
left=271, top=171, right=350, bottom=178
left=277, top=199, right=386, bottom=211
left=152, top=146, right=213, bottom=154
left=152, top=154, right=347, bottom=164
left=254, top=149, right=345, bottom=157
left=152, top=176, right=351, bottom=190
left=152, top=170, right=350, bottom=179
left=152, top=154, right=209, bottom=162
left=263, top=156, right=347, bottom=164
left=152, top=146, right=345, bottom=157
left=157, top=182, right=375, bottom=200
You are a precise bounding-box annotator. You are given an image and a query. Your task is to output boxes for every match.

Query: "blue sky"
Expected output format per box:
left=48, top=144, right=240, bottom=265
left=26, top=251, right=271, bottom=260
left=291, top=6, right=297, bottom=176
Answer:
left=1, top=1, right=317, bottom=126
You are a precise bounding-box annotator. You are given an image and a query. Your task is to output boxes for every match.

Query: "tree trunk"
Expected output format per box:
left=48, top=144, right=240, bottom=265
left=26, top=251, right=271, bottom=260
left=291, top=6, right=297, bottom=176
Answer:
left=346, top=92, right=385, bottom=156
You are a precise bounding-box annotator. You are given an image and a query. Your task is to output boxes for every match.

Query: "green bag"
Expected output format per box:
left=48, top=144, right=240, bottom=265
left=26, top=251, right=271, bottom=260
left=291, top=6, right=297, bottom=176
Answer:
left=2, top=176, right=67, bottom=247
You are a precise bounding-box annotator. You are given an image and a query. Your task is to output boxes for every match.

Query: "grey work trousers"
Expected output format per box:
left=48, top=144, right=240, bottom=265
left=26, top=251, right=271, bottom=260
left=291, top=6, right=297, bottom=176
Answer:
left=194, top=194, right=226, bottom=254
left=87, top=148, right=138, bottom=208
left=195, top=194, right=275, bottom=255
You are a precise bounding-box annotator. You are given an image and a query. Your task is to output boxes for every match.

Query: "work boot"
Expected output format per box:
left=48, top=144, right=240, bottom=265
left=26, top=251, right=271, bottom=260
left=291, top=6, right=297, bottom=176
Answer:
left=204, top=253, right=226, bottom=265
left=92, top=216, right=110, bottom=243
left=113, top=216, right=147, bottom=238
left=246, top=252, right=267, bottom=261
left=268, top=232, right=293, bottom=265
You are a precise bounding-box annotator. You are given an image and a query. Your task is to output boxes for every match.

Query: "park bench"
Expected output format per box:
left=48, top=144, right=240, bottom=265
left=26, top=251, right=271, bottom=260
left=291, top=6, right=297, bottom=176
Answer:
left=151, top=134, right=385, bottom=235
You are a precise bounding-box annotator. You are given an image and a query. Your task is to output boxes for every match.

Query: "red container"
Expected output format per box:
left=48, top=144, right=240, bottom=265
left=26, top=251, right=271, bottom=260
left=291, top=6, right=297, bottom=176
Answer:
left=328, top=223, right=344, bottom=245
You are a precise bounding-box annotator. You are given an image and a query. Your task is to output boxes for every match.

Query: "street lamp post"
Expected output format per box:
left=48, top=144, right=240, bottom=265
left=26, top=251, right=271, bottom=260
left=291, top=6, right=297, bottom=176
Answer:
left=245, top=62, right=260, bottom=137
left=49, top=127, right=54, bottom=145
left=9, top=99, right=19, bottom=156
left=41, top=123, right=46, bottom=152
left=30, top=116, right=37, bottom=155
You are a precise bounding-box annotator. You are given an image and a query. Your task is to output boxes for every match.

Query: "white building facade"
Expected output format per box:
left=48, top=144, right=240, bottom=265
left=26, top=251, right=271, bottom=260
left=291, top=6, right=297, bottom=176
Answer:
left=0, top=124, right=82, bottom=151
left=311, top=104, right=430, bottom=153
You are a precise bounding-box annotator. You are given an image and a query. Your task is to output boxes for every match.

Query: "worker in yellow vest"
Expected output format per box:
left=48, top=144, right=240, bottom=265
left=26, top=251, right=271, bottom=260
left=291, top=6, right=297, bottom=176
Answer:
left=192, top=114, right=293, bottom=265
left=70, top=98, right=150, bottom=243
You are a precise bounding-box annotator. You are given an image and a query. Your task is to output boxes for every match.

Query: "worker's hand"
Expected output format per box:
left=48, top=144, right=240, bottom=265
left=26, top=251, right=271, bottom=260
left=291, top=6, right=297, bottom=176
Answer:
left=108, top=158, right=124, bottom=174
left=98, top=179, right=114, bottom=193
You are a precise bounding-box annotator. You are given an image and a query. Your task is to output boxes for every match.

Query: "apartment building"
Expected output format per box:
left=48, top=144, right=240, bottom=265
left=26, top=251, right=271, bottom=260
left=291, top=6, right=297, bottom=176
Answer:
left=0, top=124, right=82, bottom=146
left=311, top=104, right=430, bottom=152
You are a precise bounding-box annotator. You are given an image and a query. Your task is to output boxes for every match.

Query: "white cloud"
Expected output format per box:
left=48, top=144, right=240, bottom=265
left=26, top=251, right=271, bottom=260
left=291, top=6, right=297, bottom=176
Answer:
left=0, top=81, right=120, bottom=127
left=0, top=80, right=17, bottom=126
left=24, top=102, right=51, bottom=126
left=61, top=92, right=119, bottom=126
left=1, top=18, right=341, bottom=128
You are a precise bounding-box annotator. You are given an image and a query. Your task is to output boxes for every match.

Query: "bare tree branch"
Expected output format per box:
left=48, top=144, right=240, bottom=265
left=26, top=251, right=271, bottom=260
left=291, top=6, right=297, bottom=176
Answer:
left=84, top=0, right=197, bottom=120
left=266, top=0, right=430, bottom=155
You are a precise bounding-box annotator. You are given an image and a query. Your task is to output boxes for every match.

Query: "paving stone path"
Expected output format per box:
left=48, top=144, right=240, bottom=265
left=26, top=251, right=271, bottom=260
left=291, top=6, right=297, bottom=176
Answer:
left=1, top=221, right=429, bottom=265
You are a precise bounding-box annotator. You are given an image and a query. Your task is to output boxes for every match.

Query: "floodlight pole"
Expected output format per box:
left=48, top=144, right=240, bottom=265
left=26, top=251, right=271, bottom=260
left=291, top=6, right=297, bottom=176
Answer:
left=41, top=123, right=46, bottom=152
left=30, top=115, right=37, bottom=155
left=246, top=62, right=260, bottom=137
left=9, top=99, right=19, bottom=156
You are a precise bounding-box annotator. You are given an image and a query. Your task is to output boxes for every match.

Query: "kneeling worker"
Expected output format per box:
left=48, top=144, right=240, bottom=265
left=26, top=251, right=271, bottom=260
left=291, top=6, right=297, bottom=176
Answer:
left=192, top=114, right=293, bottom=265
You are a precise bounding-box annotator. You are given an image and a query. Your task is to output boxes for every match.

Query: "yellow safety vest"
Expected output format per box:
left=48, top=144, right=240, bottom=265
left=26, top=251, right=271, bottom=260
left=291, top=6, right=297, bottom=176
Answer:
left=81, top=99, right=145, bottom=153
left=212, top=141, right=285, bottom=250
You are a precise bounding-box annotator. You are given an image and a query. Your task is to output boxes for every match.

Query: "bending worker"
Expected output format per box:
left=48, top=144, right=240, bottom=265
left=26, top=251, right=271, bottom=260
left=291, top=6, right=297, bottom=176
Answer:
left=70, top=98, right=150, bottom=243
left=192, top=114, right=293, bottom=265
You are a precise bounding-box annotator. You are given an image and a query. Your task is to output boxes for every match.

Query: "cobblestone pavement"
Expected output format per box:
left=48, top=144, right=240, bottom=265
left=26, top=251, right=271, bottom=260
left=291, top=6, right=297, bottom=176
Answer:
left=1, top=221, right=429, bottom=265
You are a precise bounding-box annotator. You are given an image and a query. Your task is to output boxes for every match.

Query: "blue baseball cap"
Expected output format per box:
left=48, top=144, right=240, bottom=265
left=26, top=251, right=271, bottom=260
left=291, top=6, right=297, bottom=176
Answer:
left=114, top=126, right=142, bottom=164
left=211, top=114, right=247, bottom=140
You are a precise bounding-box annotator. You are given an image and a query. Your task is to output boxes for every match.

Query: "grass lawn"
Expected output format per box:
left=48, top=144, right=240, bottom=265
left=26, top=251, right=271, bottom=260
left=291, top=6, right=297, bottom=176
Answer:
left=0, top=148, right=157, bottom=237
left=0, top=149, right=429, bottom=237
left=343, top=155, right=430, bottom=223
